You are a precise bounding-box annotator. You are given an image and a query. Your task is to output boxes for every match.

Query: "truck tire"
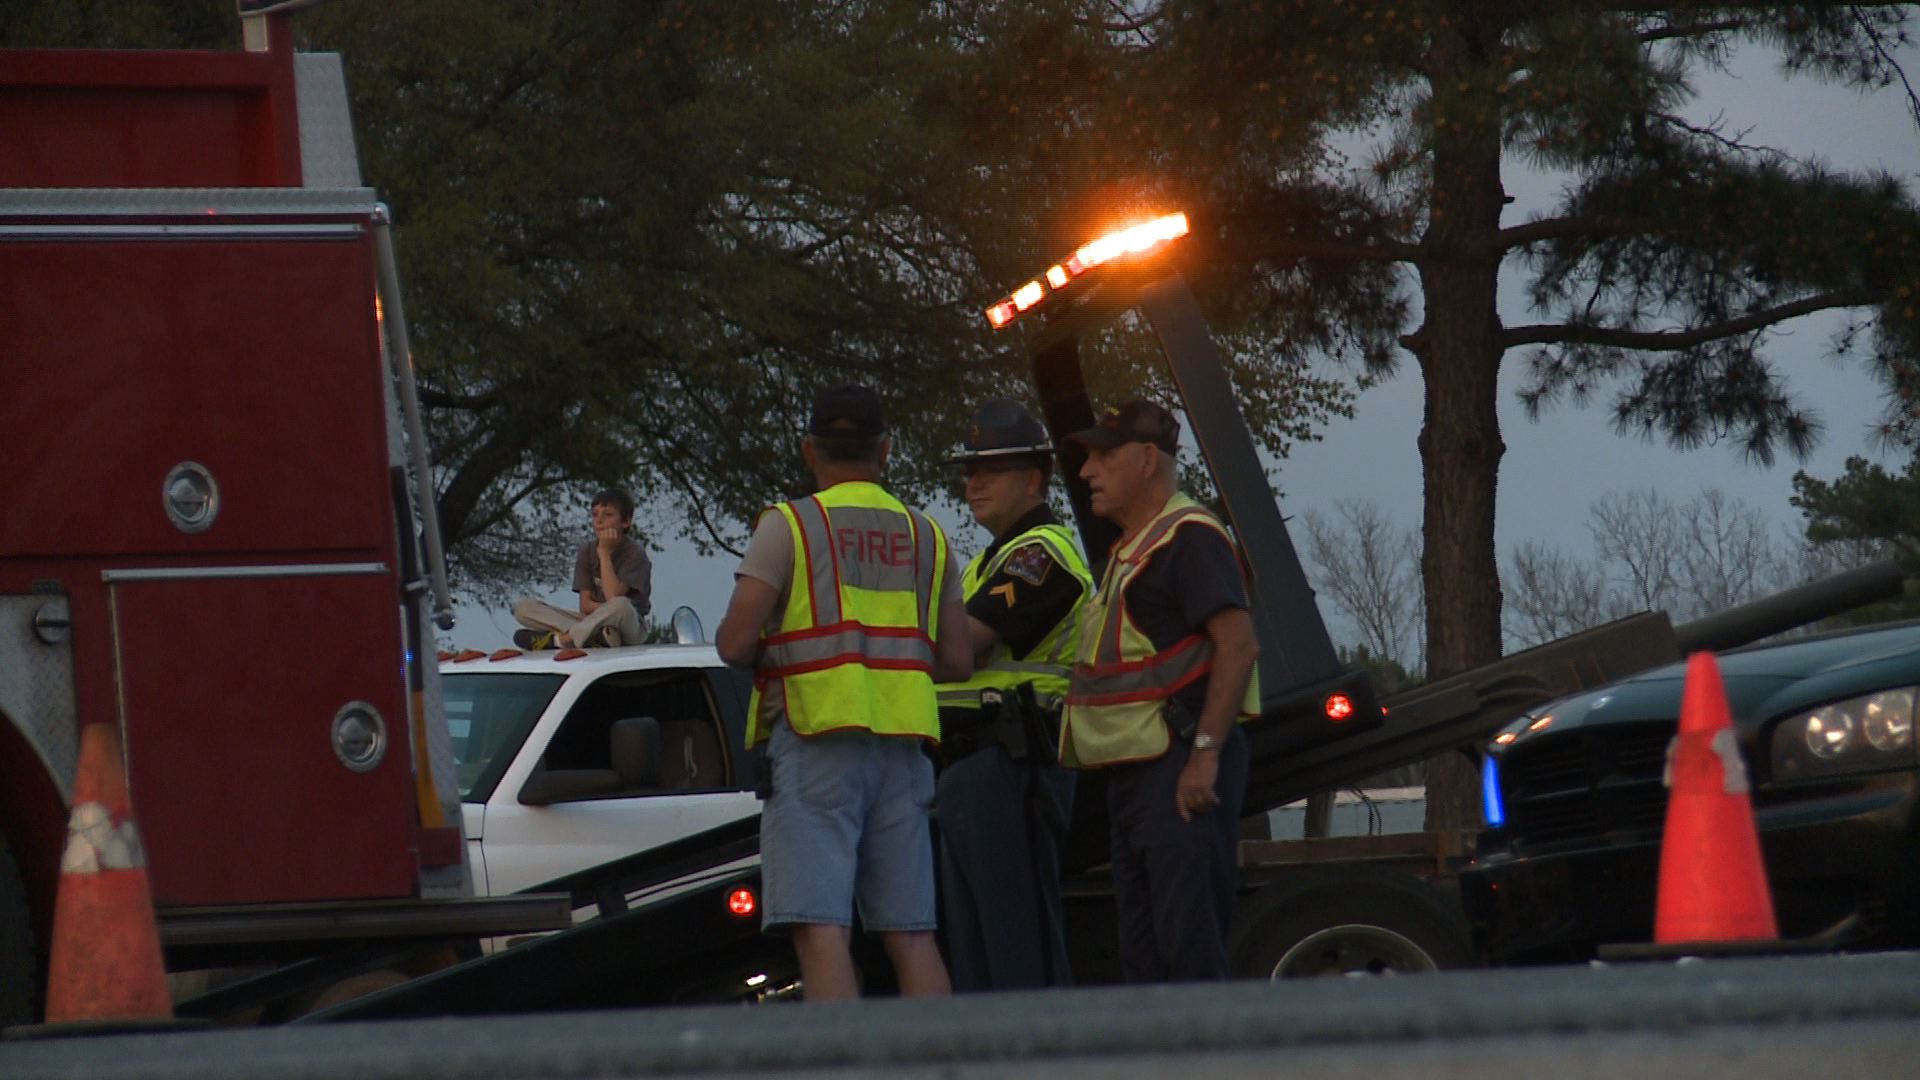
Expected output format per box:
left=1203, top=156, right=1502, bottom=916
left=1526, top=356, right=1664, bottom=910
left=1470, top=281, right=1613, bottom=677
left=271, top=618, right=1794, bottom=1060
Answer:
left=1228, top=865, right=1474, bottom=980
left=0, top=830, right=38, bottom=1026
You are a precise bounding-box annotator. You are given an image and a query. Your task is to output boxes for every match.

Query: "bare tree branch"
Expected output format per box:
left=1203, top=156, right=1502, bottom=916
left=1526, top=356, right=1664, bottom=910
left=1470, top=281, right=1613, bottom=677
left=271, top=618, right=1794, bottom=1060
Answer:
left=1503, top=288, right=1879, bottom=350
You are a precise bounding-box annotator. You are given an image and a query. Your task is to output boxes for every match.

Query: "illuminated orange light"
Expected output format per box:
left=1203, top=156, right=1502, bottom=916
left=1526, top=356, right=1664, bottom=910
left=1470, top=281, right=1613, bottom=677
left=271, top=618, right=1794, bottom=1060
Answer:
left=1494, top=732, right=1519, bottom=746
left=727, top=888, right=758, bottom=917
left=1527, top=714, right=1554, bottom=733
left=1324, top=692, right=1356, bottom=721
left=982, top=211, right=1190, bottom=331
left=1072, top=211, right=1191, bottom=272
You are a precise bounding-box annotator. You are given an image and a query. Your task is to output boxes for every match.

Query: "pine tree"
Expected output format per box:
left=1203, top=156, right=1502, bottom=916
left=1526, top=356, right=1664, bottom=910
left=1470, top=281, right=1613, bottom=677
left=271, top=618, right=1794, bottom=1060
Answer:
left=936, top=1, right=1920, bottom=829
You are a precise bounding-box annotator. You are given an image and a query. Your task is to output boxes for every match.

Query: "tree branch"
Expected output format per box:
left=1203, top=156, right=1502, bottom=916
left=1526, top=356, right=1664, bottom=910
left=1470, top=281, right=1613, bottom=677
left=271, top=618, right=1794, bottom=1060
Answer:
left=1502, top=288, right=1879, bottom=350
left=1254, top=234, right=1425, bottom=263
left=1636, top=18, right=1750, bottom=43
left=1497, top=213, right=1637, bottom=250
left=1852, top=3, right=1920, bottom=132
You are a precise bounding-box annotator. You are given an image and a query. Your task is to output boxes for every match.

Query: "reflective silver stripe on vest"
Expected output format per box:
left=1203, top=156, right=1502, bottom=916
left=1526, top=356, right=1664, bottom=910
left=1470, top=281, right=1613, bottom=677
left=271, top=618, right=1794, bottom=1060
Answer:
left=790, top=497, right=842, bottom=625
left=838, top=506, right=926, bottom=593
left=791, top=499, right=939, bottom=632
left=762, top=625, right=935, bottom=672
left=1028, top=529, right=1087, bottom=671
left=908, top=509, right=938, bottom=633
left=1091, top=507, right=1217, bottom=664
left=1071, top=635, right=1214, bottom=700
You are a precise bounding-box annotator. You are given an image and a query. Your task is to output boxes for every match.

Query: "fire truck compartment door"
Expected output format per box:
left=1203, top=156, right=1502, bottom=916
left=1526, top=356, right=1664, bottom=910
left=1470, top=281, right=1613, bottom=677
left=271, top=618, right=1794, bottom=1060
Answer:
left=0, top=221, right=393, bottom=559
left=111, top=567, right=419, bottom=906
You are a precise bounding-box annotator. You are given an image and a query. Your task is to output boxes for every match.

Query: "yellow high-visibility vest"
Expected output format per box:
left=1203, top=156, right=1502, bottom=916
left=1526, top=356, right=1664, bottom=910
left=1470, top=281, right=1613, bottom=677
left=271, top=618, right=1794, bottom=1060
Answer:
left=746, top=480, right=949, bottom=747
left=935, top=521, right=1092, bottom=711
left=1059, top=492, right=1261, bottom=768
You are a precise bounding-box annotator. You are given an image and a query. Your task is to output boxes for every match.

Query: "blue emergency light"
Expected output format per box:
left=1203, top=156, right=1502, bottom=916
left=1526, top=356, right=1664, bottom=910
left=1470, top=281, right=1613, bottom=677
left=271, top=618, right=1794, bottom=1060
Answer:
left=1481, top=754, right=1506, bottom=828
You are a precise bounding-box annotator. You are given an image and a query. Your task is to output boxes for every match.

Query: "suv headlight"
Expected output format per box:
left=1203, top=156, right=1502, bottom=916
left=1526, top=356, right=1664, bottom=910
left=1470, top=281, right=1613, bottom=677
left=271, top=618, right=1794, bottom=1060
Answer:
left=1770, top=687, right=1916, bottom=782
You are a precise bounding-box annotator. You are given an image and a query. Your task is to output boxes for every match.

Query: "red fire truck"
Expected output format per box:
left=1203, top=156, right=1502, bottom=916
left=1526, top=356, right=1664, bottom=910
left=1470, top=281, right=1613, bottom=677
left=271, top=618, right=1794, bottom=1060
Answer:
left=0, top=10, right=565, bottom=1025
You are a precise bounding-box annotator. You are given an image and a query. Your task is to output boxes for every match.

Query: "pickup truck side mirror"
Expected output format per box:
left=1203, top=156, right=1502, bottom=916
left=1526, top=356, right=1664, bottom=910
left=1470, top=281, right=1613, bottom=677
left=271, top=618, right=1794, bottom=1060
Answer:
left=670, top=605, right=704, bottom=644
left=517, top=766, right=623, bottom=806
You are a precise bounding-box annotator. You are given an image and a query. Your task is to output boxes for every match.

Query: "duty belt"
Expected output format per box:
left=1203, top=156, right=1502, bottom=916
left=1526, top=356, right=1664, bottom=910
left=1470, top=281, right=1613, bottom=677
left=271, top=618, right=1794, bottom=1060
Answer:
left=936, top=687, right=1062, bottom=769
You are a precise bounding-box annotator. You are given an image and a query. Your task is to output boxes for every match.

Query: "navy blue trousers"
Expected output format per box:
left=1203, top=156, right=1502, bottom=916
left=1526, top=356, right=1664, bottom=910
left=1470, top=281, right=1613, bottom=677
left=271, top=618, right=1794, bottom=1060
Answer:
left=935, top=745, right=1076, bottom=992
left=1105, top=726, right=1249, bottom=982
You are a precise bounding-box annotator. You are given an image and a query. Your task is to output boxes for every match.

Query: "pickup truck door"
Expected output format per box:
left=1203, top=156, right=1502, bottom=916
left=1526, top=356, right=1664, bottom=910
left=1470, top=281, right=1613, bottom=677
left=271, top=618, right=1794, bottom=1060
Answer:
left=481, top=664, right=760, bottom=897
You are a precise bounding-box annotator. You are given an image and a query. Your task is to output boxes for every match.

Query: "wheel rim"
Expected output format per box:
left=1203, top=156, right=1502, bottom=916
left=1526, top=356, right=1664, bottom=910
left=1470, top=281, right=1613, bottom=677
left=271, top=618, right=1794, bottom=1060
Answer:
left=1271, top=923, right=1438, bottom=979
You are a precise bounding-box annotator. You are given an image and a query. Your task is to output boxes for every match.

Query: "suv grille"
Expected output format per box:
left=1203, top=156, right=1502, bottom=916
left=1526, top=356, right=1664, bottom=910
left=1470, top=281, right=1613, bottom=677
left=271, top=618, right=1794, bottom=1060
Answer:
left=1500, top=722, right=1675, bottom=850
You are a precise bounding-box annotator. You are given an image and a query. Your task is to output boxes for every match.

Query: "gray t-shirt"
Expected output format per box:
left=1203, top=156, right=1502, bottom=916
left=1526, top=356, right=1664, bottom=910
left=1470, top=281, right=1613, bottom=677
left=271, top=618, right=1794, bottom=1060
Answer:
left=737, top=505, right=961, bottom=633
left=573, top=537, right=653, bottom=617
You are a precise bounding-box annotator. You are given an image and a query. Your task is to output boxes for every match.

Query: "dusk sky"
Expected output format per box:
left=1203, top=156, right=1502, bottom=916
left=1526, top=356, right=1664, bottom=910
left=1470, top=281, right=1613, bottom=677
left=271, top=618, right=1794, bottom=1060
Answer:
left=449, top=40, right=1920, bottom=653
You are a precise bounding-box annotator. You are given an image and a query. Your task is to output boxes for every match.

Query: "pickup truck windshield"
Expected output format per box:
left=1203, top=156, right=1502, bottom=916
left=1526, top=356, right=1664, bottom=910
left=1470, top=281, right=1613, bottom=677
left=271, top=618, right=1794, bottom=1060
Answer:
left=443, top=672, right=566, bottom=801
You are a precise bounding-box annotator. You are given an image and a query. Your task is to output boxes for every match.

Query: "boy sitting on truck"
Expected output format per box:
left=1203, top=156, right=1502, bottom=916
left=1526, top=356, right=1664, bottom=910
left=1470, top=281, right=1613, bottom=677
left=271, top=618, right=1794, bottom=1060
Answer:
left=512, top=487, right=653, bottom=648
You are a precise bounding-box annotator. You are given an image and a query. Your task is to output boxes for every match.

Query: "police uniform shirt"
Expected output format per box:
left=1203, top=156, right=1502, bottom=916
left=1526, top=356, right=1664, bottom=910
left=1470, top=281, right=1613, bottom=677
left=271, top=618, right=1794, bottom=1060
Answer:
left=967, top=505, right=1086, bottom=659
left=1113, top=521, right=1250, bottom=718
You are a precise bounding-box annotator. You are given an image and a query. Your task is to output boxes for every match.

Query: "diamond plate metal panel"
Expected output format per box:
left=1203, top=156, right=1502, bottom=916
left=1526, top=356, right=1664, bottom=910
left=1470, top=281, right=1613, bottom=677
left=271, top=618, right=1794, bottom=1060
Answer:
left=0, top=595, right=78, bottom=802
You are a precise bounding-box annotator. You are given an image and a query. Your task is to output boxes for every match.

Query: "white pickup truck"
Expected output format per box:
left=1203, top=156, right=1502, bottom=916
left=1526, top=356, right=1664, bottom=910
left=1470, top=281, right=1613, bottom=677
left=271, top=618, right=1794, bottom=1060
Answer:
left=440, top=642, right=762, bottom=898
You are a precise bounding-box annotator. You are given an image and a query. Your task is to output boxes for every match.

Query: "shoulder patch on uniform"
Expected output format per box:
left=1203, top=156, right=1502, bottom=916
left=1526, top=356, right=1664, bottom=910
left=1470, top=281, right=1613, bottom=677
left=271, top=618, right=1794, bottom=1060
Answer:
left=1002, top=542, right=1054, bottom=587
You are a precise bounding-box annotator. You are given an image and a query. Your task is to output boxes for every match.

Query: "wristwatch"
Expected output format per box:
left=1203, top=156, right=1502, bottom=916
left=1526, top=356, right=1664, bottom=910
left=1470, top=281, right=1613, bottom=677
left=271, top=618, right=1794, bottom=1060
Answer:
left=1191, top=731, right=1220, bottom=752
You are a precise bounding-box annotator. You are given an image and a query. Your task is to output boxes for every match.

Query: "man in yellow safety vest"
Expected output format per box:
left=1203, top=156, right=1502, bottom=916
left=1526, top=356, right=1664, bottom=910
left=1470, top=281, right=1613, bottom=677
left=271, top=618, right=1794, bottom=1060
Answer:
left=934, top=399, right=1093, bottom=991
left=716, top=384, right=973, bottom=1002
left=1060, top=399, right=1262, bottom=982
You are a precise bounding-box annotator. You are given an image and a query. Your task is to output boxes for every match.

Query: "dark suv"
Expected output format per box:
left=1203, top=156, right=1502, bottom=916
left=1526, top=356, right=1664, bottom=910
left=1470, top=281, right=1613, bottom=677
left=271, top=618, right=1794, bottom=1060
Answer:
left=1461, top=620, right=1920, bottom=964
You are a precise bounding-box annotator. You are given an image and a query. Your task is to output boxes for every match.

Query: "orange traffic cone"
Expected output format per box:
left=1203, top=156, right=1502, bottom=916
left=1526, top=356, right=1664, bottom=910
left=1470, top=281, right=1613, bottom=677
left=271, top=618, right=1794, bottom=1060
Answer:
left=41, top=722, right=172, bottom=1023
left=1653, top=652, right=1778, bottom=945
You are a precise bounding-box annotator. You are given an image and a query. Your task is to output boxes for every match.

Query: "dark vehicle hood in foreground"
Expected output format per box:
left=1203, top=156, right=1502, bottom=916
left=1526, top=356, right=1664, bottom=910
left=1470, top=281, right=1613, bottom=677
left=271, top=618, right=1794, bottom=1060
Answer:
left=1506, top=620, right=1920, bottom=737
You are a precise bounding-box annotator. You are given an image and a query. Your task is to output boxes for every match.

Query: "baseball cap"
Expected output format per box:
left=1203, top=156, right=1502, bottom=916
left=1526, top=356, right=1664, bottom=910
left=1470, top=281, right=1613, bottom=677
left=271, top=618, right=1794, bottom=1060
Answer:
left=1066, top=399, right=1180, bottom=453
left=808, top=384, right=888, bottom=441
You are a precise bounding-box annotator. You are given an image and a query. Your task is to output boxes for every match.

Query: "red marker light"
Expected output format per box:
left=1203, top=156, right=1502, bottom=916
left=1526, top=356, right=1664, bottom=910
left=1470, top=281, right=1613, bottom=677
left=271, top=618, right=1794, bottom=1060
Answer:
left=727, top=888, right=758, bottom=917
left=1324, top=692, right=1356, bottom=721
left=986, top=301, right=1017, bottom=328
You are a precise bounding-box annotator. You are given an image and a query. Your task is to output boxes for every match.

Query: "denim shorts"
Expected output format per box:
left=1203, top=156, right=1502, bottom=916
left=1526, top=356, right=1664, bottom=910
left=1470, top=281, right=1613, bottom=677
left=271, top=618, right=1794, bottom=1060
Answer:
left=759, top=720, right=937, bottom=933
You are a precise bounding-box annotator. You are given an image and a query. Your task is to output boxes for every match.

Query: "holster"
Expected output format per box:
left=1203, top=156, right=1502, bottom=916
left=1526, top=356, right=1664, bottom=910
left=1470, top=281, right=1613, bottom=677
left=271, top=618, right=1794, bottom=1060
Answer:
left=1163, top=695, right=1198, bottom=746
left=751, top=745, right=774, bottom=800
left=937, top=685, right=1061, bottom=770
left=1009, top=684, right=1063, bottom=770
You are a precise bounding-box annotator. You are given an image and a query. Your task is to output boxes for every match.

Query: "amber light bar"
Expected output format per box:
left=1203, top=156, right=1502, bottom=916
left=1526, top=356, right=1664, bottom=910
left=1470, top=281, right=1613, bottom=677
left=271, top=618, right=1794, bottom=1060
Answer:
left=985, top=211, right=1190, bottom=330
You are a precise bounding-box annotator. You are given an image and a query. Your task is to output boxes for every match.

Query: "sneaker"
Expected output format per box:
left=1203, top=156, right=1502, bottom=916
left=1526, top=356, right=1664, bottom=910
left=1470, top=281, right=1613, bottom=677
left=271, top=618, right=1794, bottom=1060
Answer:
left=512, top=629, right=557, bottom=650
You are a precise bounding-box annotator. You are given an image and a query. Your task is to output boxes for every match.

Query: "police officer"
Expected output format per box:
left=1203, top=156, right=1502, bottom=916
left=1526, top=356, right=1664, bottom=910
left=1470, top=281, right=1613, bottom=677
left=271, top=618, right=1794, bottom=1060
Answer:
left=934, top=399, right=1093, bottom=991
